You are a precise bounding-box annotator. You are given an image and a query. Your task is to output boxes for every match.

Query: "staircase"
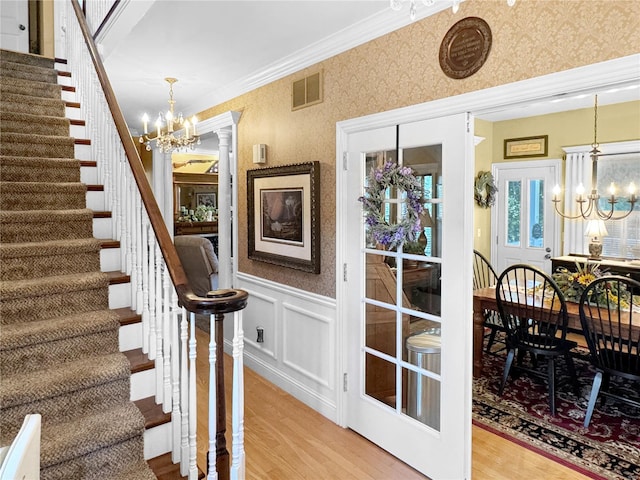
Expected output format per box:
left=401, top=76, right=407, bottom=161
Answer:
left=0, top=49, right=174, bottom=478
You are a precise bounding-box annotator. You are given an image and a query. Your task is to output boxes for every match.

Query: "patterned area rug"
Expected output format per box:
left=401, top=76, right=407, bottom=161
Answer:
left=473, top=345, right=640, bottom=480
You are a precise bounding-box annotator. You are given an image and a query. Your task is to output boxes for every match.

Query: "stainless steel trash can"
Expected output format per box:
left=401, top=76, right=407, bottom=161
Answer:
left=406, top=332, right=441, bottom=430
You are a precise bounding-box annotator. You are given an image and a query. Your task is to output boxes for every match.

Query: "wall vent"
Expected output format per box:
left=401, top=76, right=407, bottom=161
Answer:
left=291, top=71, right=323, bottom=111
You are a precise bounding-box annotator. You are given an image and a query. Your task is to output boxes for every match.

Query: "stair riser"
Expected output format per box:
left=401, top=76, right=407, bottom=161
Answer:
left=110, top=281, right=132, bottom=310
left=0, top=164, right=80, bottom=183
left=143, top=421, right=172, bottom=460
left=86, top=190, right=105, bottom=211
left=0, top=250, right=99, bottom=281
left=0, top=82, right=61, bottom=100
left=0, top=329, right=119, bottom=377
left=101, top=246, right=121, bottom=272
left=119, top=322, right=142, bottom=352
left=131, top=369, right=156, bottom=401
left=75, top=142, right=92, bottom=160
left=81, top=164, right=98, bottom=184
left=0, top=50, right=54, bottom=69
left=1, top=288, right=108, bottom=325
left=0, top=67, right=57, bottom=84
left=93, top=216, right=113, bottom=239
left=1, top=378, right=130, bottom=436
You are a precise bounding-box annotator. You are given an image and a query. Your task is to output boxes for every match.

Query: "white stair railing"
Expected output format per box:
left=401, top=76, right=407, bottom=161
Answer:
left=58, top=2, right=248, bottom=479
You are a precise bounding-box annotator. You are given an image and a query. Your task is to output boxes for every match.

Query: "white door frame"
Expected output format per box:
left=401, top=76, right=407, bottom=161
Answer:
left=336, top=53, right=639, bottom=461
left=490, top=158, right=562, bottom=273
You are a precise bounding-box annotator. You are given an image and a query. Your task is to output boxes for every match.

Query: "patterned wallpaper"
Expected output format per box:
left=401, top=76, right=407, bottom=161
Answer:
left=198, top=0, right=640, bottom=299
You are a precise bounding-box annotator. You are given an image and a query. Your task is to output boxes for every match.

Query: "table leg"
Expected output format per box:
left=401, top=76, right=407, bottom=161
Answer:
left=473, top=298, right=485, bottom=378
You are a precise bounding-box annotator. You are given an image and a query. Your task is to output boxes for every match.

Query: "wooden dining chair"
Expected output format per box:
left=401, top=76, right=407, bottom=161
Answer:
left=496, top=264, right=579, bottom=415
left=578, top=275, right=640, bottom=428
left=473, top=250, right=505, bottom=353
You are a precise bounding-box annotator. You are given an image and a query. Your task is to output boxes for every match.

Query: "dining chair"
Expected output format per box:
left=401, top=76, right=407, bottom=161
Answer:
left=578, top=275, right=640, bottom=428
left=496, top=264, right=579, bottom=415
left=473, top=250, right=505, bottom=353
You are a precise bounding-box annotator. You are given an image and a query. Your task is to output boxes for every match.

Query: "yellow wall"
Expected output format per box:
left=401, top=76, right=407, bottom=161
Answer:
left=473, top=100, right=640, bottom=256
left=197, top=0, right=640, bottom=299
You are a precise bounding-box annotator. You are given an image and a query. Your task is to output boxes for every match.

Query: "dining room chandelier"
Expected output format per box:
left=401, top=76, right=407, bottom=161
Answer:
left=551, top=95, right=637, bottom=221
left=139, top=77, right=200, bottom=153
left=390, top=0, right=515, bottom=20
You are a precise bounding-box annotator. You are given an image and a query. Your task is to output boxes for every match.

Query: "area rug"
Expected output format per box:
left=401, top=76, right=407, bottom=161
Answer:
left=473, top=346, right=640, bottom=480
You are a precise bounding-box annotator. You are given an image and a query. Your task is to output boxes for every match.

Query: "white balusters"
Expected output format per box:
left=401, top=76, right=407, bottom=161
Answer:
left=230, top=310, right=245, bottom=480
left=180, top=307, right=190, bottom=477
left=60, top=7, right=248, bottom=477
left=189, top=312, right=198, bottom=480
left=207, top=314, right=218, bottom=480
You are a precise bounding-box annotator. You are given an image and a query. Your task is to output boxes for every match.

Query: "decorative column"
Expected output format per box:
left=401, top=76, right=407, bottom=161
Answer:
left=151, top=149, right=174, bottom=238
left=217, top=128, right=232, bottom=288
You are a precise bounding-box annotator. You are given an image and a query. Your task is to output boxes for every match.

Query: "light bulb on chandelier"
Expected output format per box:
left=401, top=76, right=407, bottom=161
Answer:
left=551, top=95, right=637, bottom=221
left=390, top=0, right=515, bottom=20
left=139, top=77, right=200, bottom=153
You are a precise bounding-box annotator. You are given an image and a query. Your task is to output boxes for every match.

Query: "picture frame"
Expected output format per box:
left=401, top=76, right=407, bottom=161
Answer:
left=247, top=162, right=320, bottom=274
left=196, top=192, right=216, bottom=208
left=504, top=135, right=548, bottom=159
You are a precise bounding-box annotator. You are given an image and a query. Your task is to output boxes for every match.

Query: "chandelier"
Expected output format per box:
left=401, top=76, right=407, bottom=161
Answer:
left=551, top=95, right=637, bottom=221
left=139, top=78, right=200, bottom=153
left=390, top=0, right=515, bottom=20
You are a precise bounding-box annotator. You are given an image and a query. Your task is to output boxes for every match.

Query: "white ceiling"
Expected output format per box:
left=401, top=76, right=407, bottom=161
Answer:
left=100, top=0, right=639, bottom=137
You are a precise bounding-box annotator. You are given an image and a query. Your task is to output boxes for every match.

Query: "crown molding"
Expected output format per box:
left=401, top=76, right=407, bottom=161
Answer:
left=187, top=2, right=452, bottom=114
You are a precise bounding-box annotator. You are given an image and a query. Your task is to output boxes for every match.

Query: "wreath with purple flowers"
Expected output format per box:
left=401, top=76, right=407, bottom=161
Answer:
left=358, top=162, right=424, bottom=250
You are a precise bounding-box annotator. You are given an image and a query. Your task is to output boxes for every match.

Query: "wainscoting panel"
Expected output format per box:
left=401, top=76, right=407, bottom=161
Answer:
left=228, top=273, right=338, bottom=421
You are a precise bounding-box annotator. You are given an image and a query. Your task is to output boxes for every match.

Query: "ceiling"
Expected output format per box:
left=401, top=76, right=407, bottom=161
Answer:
left=100, top=0, right=639, bottom=140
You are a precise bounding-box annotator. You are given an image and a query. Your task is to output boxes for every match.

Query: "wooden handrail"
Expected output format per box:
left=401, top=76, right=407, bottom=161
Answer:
left=69, top=0, right=247, bottom=315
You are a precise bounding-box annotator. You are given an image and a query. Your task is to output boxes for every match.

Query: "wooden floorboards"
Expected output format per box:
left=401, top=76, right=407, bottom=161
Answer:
left=194, top=327, right=592, bottom=480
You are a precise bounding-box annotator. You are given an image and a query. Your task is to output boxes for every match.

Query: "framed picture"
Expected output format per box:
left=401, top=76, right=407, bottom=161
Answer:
left=196, top=192, right=216, bottom=208
left=247, top=162, right=320, bottom=274
left=504, top=135, right=548, bottom=159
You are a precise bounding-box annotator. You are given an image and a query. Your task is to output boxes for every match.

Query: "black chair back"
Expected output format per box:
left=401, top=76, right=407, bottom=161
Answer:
left=473, top=250, right=497, bottom=290
left=496, top=264, right=569, bottom=350
left=579, top=275, right=640, bottom=380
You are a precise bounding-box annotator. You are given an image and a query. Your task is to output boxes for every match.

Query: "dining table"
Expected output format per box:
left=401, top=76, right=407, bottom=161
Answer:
left=473, top=286, right=640, bottom=377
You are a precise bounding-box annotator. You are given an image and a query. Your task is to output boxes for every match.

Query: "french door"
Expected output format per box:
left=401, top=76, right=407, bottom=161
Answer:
left=491, top=160, right=561, bottom=274
left=342, top=114, right=473, bottom=479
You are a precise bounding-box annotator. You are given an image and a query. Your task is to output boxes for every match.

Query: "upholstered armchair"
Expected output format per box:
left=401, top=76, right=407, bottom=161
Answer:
left=174, top=235, right=219, bottom=296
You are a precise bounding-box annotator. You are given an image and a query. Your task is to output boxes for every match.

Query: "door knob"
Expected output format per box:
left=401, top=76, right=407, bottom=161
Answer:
left=544, top=254, right=551, bottom=260
left=545, top=247, right=551, bottom=252
left=19, top=24, right=26, bottom=31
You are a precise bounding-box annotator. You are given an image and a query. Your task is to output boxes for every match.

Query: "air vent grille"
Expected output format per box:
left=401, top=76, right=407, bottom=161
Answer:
left=292, top=71, right=323, bottom=111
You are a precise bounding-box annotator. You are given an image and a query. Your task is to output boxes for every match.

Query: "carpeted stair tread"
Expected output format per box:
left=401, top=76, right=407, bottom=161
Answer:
left=0, top=49, right=54, bottom=69
left=0, top=208, right=94, bottom=242
left=0, top=155, right=81, bottom=182
left=0, top=271, right=110, bottom=324
left=0, top=181, right=87, bottom=210
left=0, top=131, right=75, bottom=158
left=0, top=110, right=70, bottom=136
left=105, top=459, right=157, bottom=480
left=0, top=59, right=58, bottom=83
left=0, top=352, right=130, bottom=411
left=0, top=90, right=65, bottom=109
left=0, top=76, right=62, bottom=100
left=0, top=238, right=101, bottom=280
left=0, top=270, right=109, bottom=301
left=0, top=308, right=118, bottom=349
left=39, top=402, right=145, bottom=469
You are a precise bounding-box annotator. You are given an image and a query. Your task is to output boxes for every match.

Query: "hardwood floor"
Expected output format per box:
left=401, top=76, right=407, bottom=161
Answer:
left=195, top=327, right=591, bottom=480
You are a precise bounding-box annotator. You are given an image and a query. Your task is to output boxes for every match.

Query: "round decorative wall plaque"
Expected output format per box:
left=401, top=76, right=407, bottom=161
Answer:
left=439, top=17, right=492, bottom=79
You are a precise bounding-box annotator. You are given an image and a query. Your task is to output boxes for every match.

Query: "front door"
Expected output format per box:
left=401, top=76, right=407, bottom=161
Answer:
left=342, top=114, right=473, bottom=479
left=0, top=1, right=29, bottom=52
left=492, top=160, right=561, bottom=274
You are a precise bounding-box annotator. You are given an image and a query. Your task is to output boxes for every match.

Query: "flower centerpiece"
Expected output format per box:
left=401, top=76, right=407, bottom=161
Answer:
left=552, top=262, right=632, bottom=308
left=358, top=161, right=425, bottom=250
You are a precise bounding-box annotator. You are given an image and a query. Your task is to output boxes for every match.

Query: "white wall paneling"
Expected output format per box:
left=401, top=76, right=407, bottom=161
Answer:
left=230, top=273, right=337, bottom=422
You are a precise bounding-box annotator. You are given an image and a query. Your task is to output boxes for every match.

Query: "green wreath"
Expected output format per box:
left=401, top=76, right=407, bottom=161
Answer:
left=474, top=171, right=497, bottom=208
left=358, top=162, right=424, bottom=250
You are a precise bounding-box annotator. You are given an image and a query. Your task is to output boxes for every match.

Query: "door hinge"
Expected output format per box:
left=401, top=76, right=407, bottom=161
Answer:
left=343, top=373, right=348, bottom=392
left=343, top=152, right=348, bottom=170
left=343, top=263, right=347, bottom=282
left=466, top=112, right=471, bottom=133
